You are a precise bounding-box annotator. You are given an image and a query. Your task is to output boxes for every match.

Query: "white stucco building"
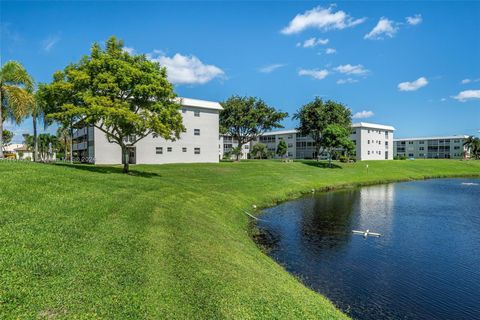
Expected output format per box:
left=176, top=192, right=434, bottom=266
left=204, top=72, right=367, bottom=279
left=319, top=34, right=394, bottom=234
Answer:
left=72, top=97, right=222, bottom=165
left=248, top=122, right=395, bottom=161
left=394, top=135, right=469, bottom=159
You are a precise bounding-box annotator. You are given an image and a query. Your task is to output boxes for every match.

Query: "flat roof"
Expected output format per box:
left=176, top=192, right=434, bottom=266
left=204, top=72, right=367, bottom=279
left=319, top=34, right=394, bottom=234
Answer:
left=394, top=135, right=469, bottom=141
left=261, top=129, right=298, bottom=136
left=351, top=122, right=395, bottom=131
left=176, top=97, right=223, bottom=111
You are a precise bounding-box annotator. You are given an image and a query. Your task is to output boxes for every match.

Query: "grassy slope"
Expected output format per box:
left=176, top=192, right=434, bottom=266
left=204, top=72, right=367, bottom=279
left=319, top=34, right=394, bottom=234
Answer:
left=1, top=160, right=479, bottom=319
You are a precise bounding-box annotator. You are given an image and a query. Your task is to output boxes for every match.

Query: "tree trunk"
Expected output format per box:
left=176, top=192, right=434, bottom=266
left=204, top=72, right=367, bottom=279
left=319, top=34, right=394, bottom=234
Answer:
left=236, top=142, right=243, bottom=161
left=69, top=121, right=73, bottom=164
left=122, top=145, right=129, bottom=173
left=33, top=114, right=38, bottom=162
left=0, top=91, right=3, bottom=159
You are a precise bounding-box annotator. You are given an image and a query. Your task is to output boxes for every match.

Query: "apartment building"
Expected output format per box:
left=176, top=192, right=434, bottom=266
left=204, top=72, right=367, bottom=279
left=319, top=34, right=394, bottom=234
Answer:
left=72, top=97, right=222, bottom=165
left=218, top=135, right=249, bottom=160
left=248, top=122, right=395, bottom=161
left=394, top=135, right=469, bottom=159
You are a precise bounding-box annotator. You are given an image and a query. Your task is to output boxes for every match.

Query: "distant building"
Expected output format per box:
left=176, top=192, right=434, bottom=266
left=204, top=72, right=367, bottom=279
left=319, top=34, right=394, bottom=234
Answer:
left=249, top=122, right=395, bottom=161
left=72, top=97, right=222, bottom=165
left=218, top=135, right=249, bottom=160
left=394, top=135, right=469, bottom=159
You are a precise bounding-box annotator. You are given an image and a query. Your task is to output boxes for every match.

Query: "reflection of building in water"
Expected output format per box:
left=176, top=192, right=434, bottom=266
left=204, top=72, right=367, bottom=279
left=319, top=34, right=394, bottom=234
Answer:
left=356, top=183, right=396, bottom=235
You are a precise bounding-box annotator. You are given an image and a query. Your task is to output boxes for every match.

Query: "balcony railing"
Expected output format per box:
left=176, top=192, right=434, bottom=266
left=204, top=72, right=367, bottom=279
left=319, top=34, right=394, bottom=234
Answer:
left=73, top=127, right=88, bottom=139
left=73, top=142, right=88, bottom=151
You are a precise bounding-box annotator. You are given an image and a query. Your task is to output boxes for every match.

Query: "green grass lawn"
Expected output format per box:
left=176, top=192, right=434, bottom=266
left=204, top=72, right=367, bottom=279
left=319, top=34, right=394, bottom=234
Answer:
left=1, top=159, right=479, bottom=319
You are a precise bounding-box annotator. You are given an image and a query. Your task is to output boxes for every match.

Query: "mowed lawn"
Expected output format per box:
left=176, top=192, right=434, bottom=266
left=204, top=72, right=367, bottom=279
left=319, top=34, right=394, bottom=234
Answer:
left=1, top=160, right=479, bottom=319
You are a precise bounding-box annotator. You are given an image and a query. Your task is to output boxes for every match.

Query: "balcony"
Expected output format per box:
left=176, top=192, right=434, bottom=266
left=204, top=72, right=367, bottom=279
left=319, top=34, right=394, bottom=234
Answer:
left=73, top=127, right=88, bottom=139
left=73, top=141, right=88, bottom=151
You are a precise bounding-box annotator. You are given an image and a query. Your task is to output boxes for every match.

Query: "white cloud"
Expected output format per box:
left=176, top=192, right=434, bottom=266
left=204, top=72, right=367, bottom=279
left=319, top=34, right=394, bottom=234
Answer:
left=298, top=68, right=329, bottom=80
left=398, top=77, right=428, bottom=91
left=281, top=6, right=366, bottom=35
left=148, top=52, right=224, bottom=85
left=334, top=64, right=369, bottom=75
left=298, top=37, right=329, bottom=48
left=325, top=48, right=337, bottom=54
left=364, top=17, right=398, bottom=40
left=41, top=35, right=60, bottom=52
left=259, top=64, right=285, bottom=73
left=352, top=110, right=375, bottom=119
left=337, top=78, right=358, bottom=84
left=406, top=14, right=422, bottom=25
left=440, top=98, right=447, bottom=102
left=122, top=46, right=135, bottom=54
left=461, top=78, right=480, bottom=84
left=452, top=89, right=480, bottom=102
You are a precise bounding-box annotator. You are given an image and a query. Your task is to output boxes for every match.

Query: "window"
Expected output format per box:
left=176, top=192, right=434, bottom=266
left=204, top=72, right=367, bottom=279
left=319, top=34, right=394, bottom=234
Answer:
left=419, top=147, right=424, bottom=151
left=182, top=147, right=187, bottom=152
left=368, top=140, right=370, bottom=144
left=224, top=144, right=233, bottom=150
left=182, top=108, right=186, bottom=113
left=419, top=141, right=425, bottom=144
left=288, top=143, right=293, bottom=148
left=385, top=141, right=388, bottom=146
left=454, top=146, right=460, bottom=150
left=385, top=132, right=388, bottom=138
left=368, top=151, right=370, bottom=155
left=288, top=135, right=293, bottom=139
left=368, top=130, right=370, bottom=133
left=352, top=140, right=356, bottom=145
left=351, top=130, right=357, bottom=134
left=194, top=111, right=200, bottom=117
left=409, top=153, right=414, bottom=157
left=194, top=129, right=200, bottom=136
left=454, top=139, right=460, bottom=143
left=408, top=141, right=414, bottom=144
left=244, top=145, right=249, bottom=150
left=167, top=147, right=172, bottom=152
left=156, top=147, right=163, bottom=154
left=194, top=147, right=200, bottom=154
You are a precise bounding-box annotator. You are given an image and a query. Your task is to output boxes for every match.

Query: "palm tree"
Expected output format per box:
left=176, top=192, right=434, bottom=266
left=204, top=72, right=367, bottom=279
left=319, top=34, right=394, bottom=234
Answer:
left=56, top=125, right=71, bottom=161
left=0, top=61, right=34, bottom=158
left=463, top=136, right=480, bottom=159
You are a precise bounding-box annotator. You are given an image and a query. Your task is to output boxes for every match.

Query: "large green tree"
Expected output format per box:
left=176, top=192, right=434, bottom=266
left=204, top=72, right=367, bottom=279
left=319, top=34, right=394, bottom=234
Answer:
left=322, top=124, right=355, bottom=167
left=220, top=95, right=287, bottom=161
left=0, top=61, right=34, bottom=158
left=39, top=36, right=184, bottom=172
left=293, top=97, right=352, bottom=161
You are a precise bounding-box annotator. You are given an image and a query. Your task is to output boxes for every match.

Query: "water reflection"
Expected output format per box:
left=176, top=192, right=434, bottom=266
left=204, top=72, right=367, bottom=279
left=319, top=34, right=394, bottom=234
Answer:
left=257, top=179, right=480, bottom=320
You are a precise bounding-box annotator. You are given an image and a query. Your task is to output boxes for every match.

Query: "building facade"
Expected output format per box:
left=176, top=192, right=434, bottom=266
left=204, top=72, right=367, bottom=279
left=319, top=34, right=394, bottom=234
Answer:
left=248, top=122, right=395, bottom=161
left=73, top=97, right=222, bottom=165
left=394, top=136, right=469, bottom=159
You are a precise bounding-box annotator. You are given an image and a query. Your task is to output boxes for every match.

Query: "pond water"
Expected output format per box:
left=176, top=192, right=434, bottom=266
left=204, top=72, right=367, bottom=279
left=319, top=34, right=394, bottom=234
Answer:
left=257, top=178, right=480, bottom=320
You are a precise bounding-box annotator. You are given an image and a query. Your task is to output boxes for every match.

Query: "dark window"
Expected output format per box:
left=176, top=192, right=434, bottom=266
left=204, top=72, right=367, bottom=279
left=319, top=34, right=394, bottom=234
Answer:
left=167, top=147, right=172, bottom=152
left=156, top=147, right=163, bottom=154
left=194, top=148, right=200, bottom=154
left=182, top=147, right=187, bottom=152
left=194, top=129, right=200, bottom=136
left=194, top=111, right=200, bottom=117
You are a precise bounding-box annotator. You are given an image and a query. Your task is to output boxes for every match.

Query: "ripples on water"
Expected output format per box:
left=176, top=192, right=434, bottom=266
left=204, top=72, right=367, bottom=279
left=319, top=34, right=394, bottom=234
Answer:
left=257, top=179, right=480, bottom=320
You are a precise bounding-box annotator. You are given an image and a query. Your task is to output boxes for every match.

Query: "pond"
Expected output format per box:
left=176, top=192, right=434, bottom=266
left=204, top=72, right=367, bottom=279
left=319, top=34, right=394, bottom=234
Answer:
left=257, top=178, right=480, bottom=320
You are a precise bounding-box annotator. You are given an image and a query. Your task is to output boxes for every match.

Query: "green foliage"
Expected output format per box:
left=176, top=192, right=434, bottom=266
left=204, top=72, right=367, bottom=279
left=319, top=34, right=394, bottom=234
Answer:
left=276, top=139, right=288, bottom=157
left=231, top=146, right=243, bottom=158
left=2, top=129, right=13, bottom=146
left=220, top=95, right=287, bottom=160
left=394, top=155, right=407, bottom=160
left=250, top=142, right=268, bottom=159
left=38, top=36, right=184, bottom=172
left=463, top=136, right=480, bottom=159
left=322, top=124, right=354, bottom=167
left=0, top=61, right=35, bottom=158
left=293, top=97, right=352, bottom=159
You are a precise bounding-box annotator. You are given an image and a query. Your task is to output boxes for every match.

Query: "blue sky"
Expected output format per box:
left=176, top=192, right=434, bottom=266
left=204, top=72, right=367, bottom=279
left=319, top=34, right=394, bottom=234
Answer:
left=1, top=1, right=479, bottom=143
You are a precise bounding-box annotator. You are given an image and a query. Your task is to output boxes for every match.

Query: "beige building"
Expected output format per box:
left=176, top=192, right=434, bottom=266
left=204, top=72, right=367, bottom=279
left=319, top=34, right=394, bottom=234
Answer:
left=73, top=97, right=222, bottom=165
left=394, top=135, right=469, bottom=159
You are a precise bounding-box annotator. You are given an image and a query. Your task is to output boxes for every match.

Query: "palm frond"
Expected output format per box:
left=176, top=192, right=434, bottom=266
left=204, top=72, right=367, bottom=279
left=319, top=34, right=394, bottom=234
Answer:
left=1, top=61, right=35, bottom=91
left=2, top=85, right=34, bottom=124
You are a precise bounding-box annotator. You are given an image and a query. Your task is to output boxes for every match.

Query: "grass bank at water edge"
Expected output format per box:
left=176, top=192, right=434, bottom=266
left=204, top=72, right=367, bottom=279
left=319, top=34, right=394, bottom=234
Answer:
left=1, top=159, right=479, bottom=319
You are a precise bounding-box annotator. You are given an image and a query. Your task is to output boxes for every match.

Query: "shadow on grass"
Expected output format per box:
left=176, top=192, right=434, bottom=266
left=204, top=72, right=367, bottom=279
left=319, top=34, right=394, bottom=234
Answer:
left=299, top=160, right=342, bottom=169
left=52, top=163, right=161, bottom=178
